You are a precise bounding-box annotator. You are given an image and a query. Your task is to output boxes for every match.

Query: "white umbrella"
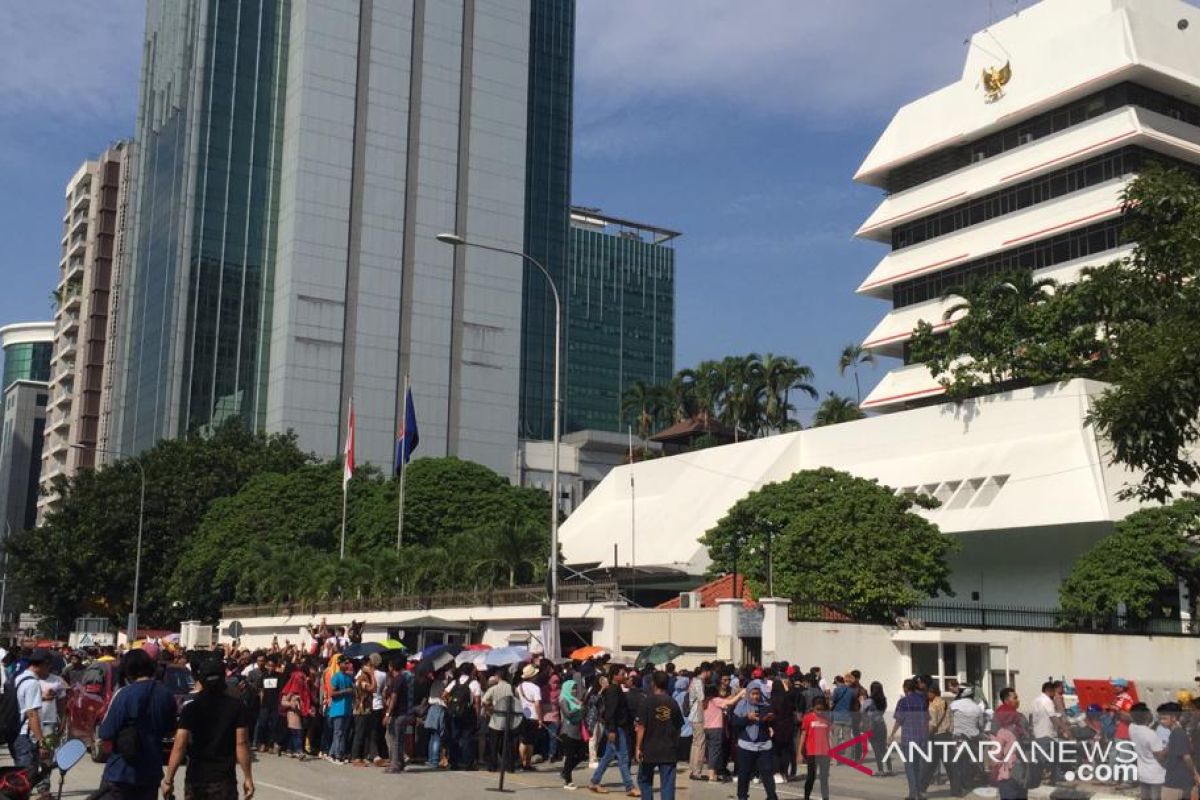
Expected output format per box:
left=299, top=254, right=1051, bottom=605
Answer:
left=454, top=650, right=489, bottom=669
left=484, top=646, right=530, bottom=668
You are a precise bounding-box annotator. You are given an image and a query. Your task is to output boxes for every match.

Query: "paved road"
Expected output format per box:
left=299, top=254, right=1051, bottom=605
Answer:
left=60, top=753, right=974, bottom=800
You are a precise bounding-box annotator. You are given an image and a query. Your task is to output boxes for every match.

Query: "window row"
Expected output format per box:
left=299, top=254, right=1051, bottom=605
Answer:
left=891, top=147, right=1198, bottom=250
left=890, top=218, right=1124, bottom=309
left=885, top=82, right=1200, bottom=194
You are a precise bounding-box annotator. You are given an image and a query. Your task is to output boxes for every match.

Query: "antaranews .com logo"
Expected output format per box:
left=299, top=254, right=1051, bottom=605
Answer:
left=828, top=735, right=1139, bottom=782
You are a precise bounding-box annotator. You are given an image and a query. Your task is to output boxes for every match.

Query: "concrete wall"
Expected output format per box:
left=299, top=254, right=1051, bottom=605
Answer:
left=759, top=600, right=1200, bottom=710
left=613, top=607, right=718, bottom=669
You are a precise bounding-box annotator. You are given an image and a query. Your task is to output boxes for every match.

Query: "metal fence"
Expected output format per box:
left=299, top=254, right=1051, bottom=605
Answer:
left=787, top=598, right=1194, bottom=636
left=222, top=581, right=620, bottom=619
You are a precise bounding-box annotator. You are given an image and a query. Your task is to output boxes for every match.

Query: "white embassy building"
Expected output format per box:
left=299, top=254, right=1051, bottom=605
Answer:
left=560, top=0, right=1200, bottom=609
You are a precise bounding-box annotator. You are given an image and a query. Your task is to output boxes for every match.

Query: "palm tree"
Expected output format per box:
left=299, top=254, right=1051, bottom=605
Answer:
left=470, top=511, right=548, bottom=588
left=717, top=354, right=767, bottom=437
left=813, top=392, right=866, bottom=427
left=621, top=380, right=667, bottom=439
left=838, top=344, right=877, bottom=405
left=759, top=353, right=817, bottom=432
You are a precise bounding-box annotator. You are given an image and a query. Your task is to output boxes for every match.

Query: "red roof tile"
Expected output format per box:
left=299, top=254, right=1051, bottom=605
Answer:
left=656, top=573, right=756, bottom=609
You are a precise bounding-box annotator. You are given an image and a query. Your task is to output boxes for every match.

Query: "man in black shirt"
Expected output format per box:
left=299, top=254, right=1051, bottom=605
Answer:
left=162, top=661, right=255, bottom=800
left=636, top=671, right=683, bottom=800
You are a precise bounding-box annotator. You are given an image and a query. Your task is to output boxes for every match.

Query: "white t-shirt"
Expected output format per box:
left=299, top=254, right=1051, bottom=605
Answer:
left=1130, top=723, right=1166, bottom=784
left=15, top=670, right=42, bottom=737
left=372, top=669, right=387, bottom=711
left=39, top=675, right=66, bottom=727
left=1030, top=693, right=1058, bottom=739
left=458, top=675, right=482, bottom=699
left=517, top=681, right=542, bottom=720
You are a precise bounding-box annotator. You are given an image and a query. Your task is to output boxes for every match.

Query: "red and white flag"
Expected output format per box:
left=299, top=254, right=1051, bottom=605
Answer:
left=343, top=397, right=356, bottom=487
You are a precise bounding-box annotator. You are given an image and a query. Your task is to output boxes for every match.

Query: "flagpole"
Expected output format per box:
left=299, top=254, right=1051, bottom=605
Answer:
left=397, top=374, right=410, bottom=551
left=341, top=396, right=353, bottom=561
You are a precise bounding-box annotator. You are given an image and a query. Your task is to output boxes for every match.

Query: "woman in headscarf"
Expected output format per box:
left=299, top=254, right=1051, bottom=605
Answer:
left=281, top=665, right=313, bottom=759
left=558, top=675, right=586, bottom=790
left=989, top=689, right=1027, bottom=800
left=732, top=680, right=778, bottom=800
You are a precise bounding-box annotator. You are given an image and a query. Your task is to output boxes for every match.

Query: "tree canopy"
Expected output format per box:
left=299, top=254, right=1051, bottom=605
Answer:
left=169, top=457, right=550, bottom=620
left=700, top=468, right=955, bottom=620
left=812, top=393, right=865, bottom=427
left=1059, top=497, right=1200, bottom=622
left=908, top=164, right=1200, bottom=501
left=9, top=421, right=312, bottom=632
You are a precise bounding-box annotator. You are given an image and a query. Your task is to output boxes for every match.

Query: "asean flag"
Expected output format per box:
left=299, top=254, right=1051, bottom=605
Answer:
left=395, top=387, right=419, bottom=472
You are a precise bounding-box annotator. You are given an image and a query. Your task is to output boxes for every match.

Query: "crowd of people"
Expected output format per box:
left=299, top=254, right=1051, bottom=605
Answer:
left=5, top=632, right=1200, bottom=800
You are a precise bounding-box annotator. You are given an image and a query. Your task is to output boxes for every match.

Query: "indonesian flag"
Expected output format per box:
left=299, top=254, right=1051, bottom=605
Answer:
left=343, top=397, right=355, bottom=487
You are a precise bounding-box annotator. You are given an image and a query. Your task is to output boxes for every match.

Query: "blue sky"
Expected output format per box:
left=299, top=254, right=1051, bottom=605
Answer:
left=0, top=0, right=1041, bottom=416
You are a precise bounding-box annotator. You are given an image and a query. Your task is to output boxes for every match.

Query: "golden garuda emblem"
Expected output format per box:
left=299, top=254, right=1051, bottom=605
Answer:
left=982, top=61, right=1012, bottom=101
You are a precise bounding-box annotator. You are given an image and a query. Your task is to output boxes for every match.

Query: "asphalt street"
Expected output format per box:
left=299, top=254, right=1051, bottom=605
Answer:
left=57, top=752, right=1000, bottom=800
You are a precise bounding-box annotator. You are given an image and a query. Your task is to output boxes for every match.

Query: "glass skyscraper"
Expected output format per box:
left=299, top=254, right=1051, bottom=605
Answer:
left=116, top=1, right=565, bottom=477
left=520, top=0, right=575, bottom=441
left=119, top=0, right=288, bottom=454
left=564, top=209, right=678, bottom=434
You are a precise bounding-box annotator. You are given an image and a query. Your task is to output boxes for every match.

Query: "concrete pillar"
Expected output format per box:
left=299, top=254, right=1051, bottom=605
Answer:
left=716, top=599, right=741, bottom=662
left=760, top=597, right=791, bottom=665
left=594, top=600, right=628, bottom=652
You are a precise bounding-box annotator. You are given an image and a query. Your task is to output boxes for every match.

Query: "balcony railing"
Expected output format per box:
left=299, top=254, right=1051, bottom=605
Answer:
left=786, top=598, right=1195, bottom=637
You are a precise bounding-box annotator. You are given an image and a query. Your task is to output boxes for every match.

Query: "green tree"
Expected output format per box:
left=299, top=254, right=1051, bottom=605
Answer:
left=169, top=456, right=550, bottom=619
left=837, top=344, right=877, bottom=405
left=908, top=165, right=1200, bottom=500
left=1060, top=498, right=1200, bottom=623
left=8, top=421, right=311, bottom=632
left=759, top=353, right=817, bottom=432
left=813, top=392, right=865, bottom=427
left=621, top=380, right=667, bottom=439
left=701, top=468, right=954, bottom=620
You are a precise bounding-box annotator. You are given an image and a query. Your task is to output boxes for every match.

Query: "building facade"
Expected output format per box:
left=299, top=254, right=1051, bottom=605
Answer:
left=40, top=143, right=133, bottom=516
left=117, top=0, right=571, bottom=477
left=0, top=323, right=53, bottom=537
left=564, top=209, right=677, bottom=434
left=518, top=0, right=574, bottom=441
left=853, top=0, right=1200, bottom=411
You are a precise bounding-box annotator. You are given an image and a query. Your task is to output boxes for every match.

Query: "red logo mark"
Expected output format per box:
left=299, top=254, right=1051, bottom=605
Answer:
left=829, top=732, right=874, bottom=775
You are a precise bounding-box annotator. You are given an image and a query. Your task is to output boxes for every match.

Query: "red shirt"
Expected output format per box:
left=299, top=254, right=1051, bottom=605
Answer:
left=802, top=712, right=831, bottom=756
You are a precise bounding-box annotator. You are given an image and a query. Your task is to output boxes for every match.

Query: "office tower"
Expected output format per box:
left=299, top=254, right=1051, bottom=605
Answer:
left=40, top=142, right=133, bottom=516
left=519, top=0, right=574, bottom=440
left=0, top=323, right=53, bottom=536
left=853, top=0, right=1200, bottom=411
left=564, top=208, right=677, bottom=433
left=118, top=0, right=568, bottom=476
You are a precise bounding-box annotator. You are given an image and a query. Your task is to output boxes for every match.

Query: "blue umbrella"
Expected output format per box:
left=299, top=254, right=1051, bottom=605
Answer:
left=484, top=646, right=530, bottom=668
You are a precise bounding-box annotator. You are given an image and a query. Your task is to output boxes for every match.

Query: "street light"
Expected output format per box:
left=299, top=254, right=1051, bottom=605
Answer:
left=72, top=443, right=145, bottom=641
left=436, top=231, right=563, bottom=659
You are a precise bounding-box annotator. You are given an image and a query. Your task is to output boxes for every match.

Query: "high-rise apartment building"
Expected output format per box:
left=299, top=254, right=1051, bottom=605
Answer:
left=853, top=0, right=1200, bottom=411
left=564, top=208, right=677, bottom=433
left=0, top=323, right=53, bottom=536
left=519, top=0, right=574, bottom=441
left=40, top=143, right=133, bottom=516
left=116, top=0, right=574, bottom=476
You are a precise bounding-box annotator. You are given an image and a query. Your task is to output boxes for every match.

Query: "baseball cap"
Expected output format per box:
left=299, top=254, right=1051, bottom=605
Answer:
left=198, top=660, right=226, bottom=685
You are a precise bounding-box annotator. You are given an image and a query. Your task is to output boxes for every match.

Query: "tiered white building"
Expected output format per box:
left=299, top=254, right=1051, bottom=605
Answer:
left=559, top=0, right=1200, bottom=608
left=856, top=0, right=1200, bottom=411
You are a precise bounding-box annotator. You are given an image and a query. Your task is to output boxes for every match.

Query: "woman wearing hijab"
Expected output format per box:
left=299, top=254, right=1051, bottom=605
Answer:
left=558, top=675, right=586, bottom=789
left=732, top=680, right=779, bottom=800
left=989, top=689, right=1027, bottom=800
left=281, top=666, right=312, bottom=760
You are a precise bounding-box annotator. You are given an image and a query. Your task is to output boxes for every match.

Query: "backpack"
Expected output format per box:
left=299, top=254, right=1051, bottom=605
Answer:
left=446, top=682, right=472, bottom=720
left=0, top=675, right=35, bottom=745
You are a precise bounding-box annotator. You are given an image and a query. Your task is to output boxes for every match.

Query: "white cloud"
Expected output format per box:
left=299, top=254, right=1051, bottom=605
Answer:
left=0, top=1, right=143, bottom=122
left=575, top=0, right=1039, bottom=152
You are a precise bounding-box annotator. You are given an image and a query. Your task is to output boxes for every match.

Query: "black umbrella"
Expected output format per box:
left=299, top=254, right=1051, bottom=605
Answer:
left=343, top=641, right=386, bottom=660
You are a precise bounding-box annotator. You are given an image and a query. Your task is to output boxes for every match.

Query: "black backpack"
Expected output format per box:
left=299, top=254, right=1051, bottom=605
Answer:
left=446, top=682, right=472, bottom=720
left=0, top=675, right=36, bottom=745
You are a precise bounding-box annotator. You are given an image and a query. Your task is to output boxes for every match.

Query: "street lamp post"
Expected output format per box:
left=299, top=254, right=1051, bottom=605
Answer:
left=72, top=444, right=145, bottom=640
left=436, top=232, right=562, bottom=658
